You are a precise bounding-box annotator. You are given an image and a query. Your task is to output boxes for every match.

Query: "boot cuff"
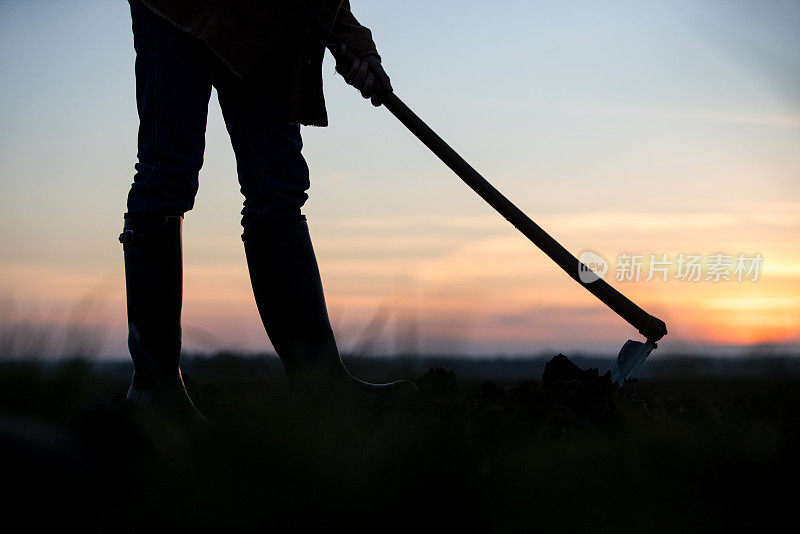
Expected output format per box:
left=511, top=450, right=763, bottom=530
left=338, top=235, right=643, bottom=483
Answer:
left=120, top=212, right=182, bottom=247
left=241, top=215, right=308, bottom=241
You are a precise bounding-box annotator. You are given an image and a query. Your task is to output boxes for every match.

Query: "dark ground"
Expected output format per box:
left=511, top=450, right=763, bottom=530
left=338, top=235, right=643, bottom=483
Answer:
left=1, top=353, right=798, bottom=532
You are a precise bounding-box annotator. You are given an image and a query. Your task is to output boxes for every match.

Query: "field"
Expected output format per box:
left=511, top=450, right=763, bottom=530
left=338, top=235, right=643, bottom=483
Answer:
left=1, top=353, right=798, bottom=532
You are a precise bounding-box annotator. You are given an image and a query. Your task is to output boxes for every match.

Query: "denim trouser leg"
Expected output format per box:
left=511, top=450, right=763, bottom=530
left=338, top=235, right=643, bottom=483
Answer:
left=127, top=0, right=212, bottom=215
left=127, top=0, right=310, bottom=223
left=215, top=68, right=310, bottom=229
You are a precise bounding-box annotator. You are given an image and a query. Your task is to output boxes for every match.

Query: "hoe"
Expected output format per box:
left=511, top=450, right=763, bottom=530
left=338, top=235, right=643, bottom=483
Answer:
left=293, top=0, right=668, bottom=385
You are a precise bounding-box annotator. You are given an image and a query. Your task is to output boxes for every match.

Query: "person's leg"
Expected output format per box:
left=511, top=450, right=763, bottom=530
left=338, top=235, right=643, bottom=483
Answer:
left=213, top=54, right=309, bottom=228
left=126, top=0, right=212, bottom=215
left=214, top=66, right=337, bottom=380
left=215, top=64, right=416, bottom=403
left=121, top=0, right=212, bottom=417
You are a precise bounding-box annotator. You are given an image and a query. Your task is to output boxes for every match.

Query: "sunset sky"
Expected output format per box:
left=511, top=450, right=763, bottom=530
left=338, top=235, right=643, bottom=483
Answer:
left=1, top=0, right=798, bottom=359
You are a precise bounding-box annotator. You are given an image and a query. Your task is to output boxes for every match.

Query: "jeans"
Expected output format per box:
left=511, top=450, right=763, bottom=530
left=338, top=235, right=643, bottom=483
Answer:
left=127, top=0, right=310, bottom=228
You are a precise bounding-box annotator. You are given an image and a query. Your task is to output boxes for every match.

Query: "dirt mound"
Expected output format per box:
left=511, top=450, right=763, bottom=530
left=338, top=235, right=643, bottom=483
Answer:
left=540, top=354, right=617, bottom=430
left=414, top=366, right=458, bottom=396
left=410, top=356, right=618, bottom=433
left=542, top=353, right=608, bottom=385
left=454, top=354, right=620, bottom=434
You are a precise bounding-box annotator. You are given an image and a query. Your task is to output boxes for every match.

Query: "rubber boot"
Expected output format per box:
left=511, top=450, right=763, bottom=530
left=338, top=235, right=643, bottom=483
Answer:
left=242, top=218, right=417, bottom=407
left=120, top=212, right=206, bottom=421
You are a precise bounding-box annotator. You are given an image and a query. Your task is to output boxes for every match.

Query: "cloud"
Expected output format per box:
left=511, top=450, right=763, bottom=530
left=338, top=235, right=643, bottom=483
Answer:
left=334, top=214, right=501, bottom=229
left=578, top=103, right=800, bottom=128
left=328, top=203, right=800, bottom=235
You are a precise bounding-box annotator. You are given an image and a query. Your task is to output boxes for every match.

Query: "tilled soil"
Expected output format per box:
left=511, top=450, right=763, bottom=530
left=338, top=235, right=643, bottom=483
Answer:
left=1, top=355, right=797, bottom=532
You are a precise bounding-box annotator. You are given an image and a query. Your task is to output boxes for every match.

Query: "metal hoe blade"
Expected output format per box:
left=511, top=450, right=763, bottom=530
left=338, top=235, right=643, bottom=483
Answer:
left=611, top=339, right=657, bottom=386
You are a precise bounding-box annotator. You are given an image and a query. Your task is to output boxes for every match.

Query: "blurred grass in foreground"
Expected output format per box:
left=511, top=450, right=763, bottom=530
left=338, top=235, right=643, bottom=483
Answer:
left=0, top=354, right=797, bottom=532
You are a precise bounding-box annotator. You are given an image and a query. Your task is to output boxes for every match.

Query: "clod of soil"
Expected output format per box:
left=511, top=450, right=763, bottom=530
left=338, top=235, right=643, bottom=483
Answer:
left=538, top=354, right=617, bottom=430
left=542, top=353, right=608, bottom=386
left=414, top=366, right=457, bottom=396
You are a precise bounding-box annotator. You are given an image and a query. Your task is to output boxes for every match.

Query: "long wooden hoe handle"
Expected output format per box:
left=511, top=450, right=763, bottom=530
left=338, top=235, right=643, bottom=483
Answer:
left=291, top=0, right=668, bottom=342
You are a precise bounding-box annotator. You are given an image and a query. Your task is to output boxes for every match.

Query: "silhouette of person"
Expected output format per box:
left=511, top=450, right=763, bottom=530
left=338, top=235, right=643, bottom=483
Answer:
left=120, top=0, right=415, bottom=418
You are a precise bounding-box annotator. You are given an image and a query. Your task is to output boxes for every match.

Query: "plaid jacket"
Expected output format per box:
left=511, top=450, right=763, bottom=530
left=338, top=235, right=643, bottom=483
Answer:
left=137, top=0, right=380, bottom=126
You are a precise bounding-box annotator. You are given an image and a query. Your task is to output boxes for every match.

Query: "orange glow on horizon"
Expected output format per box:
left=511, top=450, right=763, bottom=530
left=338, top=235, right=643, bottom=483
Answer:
left=1, top=206, right=798, bottom=356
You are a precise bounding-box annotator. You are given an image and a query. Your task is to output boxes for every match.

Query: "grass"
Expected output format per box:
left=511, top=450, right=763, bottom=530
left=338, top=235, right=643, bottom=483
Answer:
left=1, top=354, right=797, bottom=532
